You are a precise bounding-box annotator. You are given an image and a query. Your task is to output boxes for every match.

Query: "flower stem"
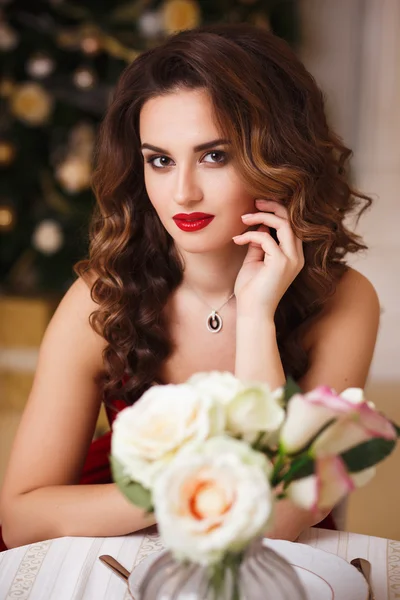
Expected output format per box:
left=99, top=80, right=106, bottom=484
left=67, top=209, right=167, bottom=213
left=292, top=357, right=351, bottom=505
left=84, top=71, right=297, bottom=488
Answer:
left=231, top=564, right=241, bottom=600
left=270, top=452, right=286, bottom=486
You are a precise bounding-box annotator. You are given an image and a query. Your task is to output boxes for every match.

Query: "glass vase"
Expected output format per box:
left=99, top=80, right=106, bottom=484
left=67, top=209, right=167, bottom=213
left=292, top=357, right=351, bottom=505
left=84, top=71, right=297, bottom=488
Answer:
left=134, top=537, right=307, bottom=600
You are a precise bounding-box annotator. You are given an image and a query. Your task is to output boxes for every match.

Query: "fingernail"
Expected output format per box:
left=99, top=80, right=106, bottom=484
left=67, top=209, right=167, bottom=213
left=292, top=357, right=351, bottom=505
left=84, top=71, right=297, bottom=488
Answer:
left=241, top=214, right=252, bottom=220
left=255, top=199, right=266, bottom=205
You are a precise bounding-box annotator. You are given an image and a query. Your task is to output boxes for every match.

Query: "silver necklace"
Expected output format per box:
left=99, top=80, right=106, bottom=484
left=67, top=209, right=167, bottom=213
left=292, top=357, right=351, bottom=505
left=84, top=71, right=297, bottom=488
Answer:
left=187, top=284, right=235, bottom=333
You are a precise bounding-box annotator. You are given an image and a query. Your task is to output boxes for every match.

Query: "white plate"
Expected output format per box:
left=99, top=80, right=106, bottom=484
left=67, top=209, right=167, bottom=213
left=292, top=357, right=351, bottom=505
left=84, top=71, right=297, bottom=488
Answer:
left=263, top=539, right=368, bottom=600
left=129, top=538, right=369, bottom=600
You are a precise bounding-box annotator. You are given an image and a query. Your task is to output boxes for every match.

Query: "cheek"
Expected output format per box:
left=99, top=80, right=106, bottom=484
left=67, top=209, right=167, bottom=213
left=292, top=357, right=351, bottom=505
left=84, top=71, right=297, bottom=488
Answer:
left=144, top=172, right=167, bottom=212
left=215, top=173, right=254, bottom=213
left=224, top=191, right=255, bottom=219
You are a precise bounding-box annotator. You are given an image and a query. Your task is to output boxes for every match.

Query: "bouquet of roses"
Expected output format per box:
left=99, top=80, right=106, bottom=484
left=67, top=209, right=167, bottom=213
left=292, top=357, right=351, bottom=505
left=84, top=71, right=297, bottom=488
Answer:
left=111, top=372, right=399, bottom=567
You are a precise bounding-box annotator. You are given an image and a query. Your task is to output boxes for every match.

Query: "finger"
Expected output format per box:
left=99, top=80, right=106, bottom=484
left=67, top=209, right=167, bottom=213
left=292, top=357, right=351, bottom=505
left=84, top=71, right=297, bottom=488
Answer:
left=255, top=199, right=289, bottom=219
left=254, top=200, right=305, bottom=269
left=234, top=226, right=271, bottom=263
left=255, top=199, right=304, bottom=254
left=233, top=230, right=283, bottom=264
left=241, top=212, right=298, bottom=259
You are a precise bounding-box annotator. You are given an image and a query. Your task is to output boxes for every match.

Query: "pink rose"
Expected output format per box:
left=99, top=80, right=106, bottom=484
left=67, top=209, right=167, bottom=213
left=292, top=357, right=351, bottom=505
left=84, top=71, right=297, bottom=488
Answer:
left=286, top=455, right=376, bottom=512
left=280, top=387, right=396, bottom=455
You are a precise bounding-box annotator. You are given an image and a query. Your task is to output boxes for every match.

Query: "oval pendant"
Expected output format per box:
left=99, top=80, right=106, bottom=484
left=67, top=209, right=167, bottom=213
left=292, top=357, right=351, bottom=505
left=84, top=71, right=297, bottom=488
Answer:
left=207, top=311, right=223, bottom=333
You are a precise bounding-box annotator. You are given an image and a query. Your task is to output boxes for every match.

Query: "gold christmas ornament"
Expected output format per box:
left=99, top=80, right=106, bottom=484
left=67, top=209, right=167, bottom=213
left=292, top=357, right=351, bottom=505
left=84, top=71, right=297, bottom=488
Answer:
left=73, top=65, right=97, bottom=89
left=32, top=219, right=64, bottom=255
left=0, top=204, right=15, bottom=231
left=56, top=157, right=92, bottom=193
left=0, top=140, right=16, bottom=166
left=162, top=0, right=201, bottom=34
left=10, top=82, right=53, bottom=126
left=26, top=52, right=56, bottom=79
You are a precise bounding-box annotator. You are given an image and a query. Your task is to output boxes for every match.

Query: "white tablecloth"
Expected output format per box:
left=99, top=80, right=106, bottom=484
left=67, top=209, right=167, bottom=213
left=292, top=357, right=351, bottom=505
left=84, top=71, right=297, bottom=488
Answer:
left=0, top=526, right=399, bottom=599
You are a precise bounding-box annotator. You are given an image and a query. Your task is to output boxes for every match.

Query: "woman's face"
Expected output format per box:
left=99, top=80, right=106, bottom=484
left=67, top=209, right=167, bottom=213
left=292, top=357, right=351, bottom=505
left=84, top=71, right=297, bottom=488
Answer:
left=139, top=88, right=256, bottom=253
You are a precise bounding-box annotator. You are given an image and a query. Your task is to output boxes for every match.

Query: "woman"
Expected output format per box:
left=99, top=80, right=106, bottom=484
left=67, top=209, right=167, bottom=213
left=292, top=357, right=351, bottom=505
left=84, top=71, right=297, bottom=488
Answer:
left=0, top=24, right=379, bottom=549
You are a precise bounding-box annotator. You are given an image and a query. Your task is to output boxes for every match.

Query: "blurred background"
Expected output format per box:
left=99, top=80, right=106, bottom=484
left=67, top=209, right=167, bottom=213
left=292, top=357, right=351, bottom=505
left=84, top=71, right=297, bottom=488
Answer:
left=0, top=0, right=399, bottom=540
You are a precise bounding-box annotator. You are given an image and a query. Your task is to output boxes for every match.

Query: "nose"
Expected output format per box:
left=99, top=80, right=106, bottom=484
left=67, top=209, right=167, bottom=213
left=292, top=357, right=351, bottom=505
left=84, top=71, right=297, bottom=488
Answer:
left=173, top=164, right=203, bottom=206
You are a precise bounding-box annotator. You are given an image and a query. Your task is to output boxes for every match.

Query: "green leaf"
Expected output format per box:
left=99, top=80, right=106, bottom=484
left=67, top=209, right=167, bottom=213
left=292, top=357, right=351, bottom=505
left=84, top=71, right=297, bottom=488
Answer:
left=275, top=493, right=286, bottom=500
left=341, top=438, right=397, bottom=473
left=282, top=455, right=314, bottom=484
left=110, top=456, right=153, bottom=512
left=283, top=376, right=302, bottom=405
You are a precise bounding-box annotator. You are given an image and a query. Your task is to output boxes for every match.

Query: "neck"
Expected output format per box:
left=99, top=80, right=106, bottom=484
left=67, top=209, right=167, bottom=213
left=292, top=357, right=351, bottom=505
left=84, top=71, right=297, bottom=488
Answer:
left=178, top=242, right=247, bottom=305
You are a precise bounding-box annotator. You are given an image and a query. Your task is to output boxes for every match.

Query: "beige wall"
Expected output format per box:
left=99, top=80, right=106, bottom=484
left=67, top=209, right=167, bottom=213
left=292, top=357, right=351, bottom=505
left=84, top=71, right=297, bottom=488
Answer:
left=300, top=0, right=400, bottom=539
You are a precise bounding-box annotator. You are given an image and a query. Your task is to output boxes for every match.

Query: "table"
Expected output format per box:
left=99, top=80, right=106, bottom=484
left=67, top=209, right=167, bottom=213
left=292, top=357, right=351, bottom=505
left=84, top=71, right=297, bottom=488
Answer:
left=0, top=527, right=399, bottom=600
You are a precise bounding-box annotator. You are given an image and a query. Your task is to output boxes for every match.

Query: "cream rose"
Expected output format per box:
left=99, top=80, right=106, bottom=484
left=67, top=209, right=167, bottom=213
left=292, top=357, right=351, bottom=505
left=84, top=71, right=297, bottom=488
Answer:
left=153, top=436, right=274, bottom=565
left=187, top=371, right=244, bottom=405
left=226, top=384, right=285, bottom=445
left=111, top=383, right=225, bottom=489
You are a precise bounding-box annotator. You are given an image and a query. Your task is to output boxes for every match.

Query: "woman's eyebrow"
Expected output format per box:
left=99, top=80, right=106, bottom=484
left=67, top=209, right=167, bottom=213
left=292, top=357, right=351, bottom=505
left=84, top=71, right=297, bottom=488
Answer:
left=140, top=138, right=231, bottom=153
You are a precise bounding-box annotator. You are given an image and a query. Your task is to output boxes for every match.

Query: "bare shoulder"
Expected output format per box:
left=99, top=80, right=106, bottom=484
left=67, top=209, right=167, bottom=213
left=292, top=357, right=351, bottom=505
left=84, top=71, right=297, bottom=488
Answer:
left=41, top=274, right=107, bottom=376
left=299, top=267, right=380, bottom=392
left=326, top=267, right=379, bottom=310
left=305, top=267, right=379, bottom=343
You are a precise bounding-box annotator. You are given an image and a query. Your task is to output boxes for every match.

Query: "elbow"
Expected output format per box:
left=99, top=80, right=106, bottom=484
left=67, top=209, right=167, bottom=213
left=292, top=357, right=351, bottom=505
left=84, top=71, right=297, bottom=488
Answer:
left=1, top=513, right=22, bottom=550
left=1, top=497, right=41, bottom=549
left=1, top=500, right=28, bottom=550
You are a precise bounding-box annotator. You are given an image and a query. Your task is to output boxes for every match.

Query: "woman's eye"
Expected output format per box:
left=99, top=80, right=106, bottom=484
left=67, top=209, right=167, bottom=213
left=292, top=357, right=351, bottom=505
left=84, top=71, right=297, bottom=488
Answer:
left=145, top=151, right=227, bottom=169
left=146, top=155, right=172, bottom=169
left=202, top=151, right=227, bottom=164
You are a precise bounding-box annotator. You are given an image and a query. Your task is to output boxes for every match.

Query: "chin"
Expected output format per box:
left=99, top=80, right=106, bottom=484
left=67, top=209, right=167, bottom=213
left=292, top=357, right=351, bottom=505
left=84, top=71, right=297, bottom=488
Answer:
left=174, top=237, right=234, bottom=255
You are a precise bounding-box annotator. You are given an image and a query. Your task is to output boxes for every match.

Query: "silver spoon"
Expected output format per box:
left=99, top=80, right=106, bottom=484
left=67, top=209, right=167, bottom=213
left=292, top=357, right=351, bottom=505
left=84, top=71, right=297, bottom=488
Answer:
left=350, top=557, right=375, bottom=600
left=99, top=554, right=132, bottom=584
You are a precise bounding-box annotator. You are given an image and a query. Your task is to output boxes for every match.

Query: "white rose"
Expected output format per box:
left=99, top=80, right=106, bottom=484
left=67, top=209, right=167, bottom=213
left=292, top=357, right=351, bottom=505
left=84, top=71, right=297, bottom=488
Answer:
left=153, top=436, right=274, bottom=565
left=187, top=371, right=244, bottom=405
left=226, top=383, right=285, bottom=445
left=111, top=383, right=225, bottom=489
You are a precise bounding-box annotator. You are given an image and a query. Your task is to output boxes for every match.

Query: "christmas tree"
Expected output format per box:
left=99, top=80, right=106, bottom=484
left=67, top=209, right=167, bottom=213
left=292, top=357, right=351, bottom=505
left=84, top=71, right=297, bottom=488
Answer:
left=0, top=0, right=299, bottom=296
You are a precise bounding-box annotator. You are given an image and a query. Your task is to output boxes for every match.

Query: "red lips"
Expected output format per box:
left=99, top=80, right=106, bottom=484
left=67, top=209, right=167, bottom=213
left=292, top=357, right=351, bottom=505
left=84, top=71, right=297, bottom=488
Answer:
left=173, top=213, right=215, bottom=232
left=173, top=213, right=214, bottom=220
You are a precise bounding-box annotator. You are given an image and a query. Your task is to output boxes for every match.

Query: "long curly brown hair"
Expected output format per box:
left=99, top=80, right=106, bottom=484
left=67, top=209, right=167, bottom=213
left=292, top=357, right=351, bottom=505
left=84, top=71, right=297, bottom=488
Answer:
left=75, top=23, right=372, bottom=406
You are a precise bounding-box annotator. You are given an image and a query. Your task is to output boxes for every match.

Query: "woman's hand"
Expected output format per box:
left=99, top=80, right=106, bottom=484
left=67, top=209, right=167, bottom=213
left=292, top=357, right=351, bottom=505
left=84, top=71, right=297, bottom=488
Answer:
left=233, top=199, right=304, bottom=318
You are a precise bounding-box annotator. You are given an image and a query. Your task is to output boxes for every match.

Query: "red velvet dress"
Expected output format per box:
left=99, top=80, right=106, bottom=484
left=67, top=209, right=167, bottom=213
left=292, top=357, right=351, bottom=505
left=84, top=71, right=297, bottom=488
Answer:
left=0, top=397, right=336, bottom=552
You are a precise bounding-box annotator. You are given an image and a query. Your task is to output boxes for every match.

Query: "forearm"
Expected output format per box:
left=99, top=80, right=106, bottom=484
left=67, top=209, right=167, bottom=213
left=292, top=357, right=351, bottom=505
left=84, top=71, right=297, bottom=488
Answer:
left=2, top=483, right=156, bottom=549
left=235, top=312, right=285, bottom=389
left=265, top=496, right=328, bottom=542
left=235, top=315, right=321, bottom=541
